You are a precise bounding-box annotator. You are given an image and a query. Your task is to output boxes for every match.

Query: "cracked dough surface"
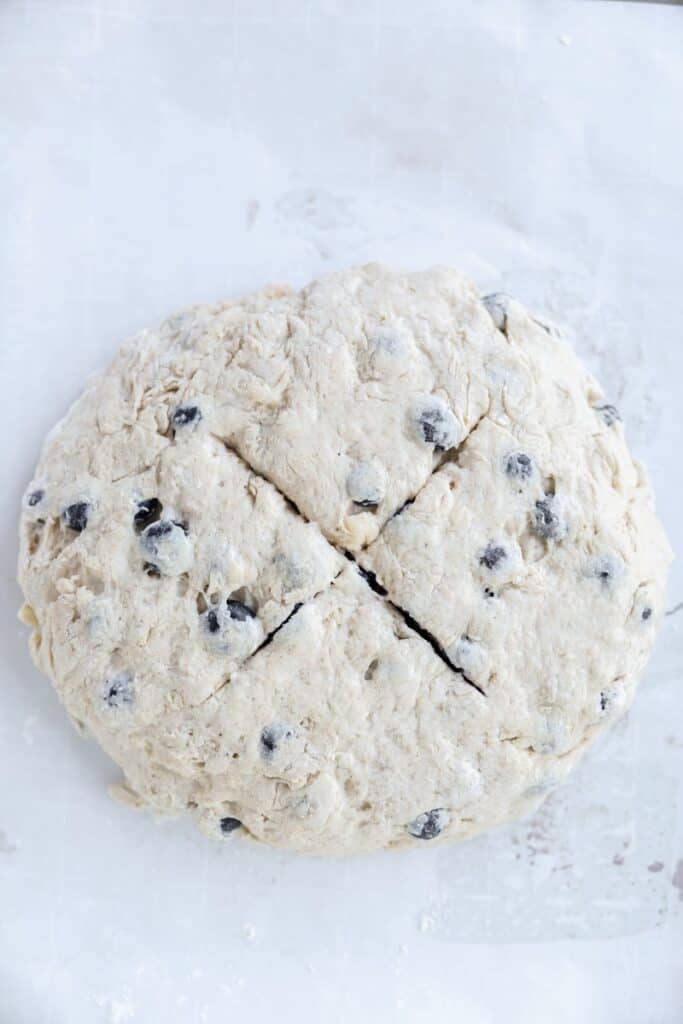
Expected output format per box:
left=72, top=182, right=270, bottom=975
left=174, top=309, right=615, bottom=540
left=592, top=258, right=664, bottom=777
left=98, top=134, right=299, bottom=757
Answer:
left=17, top=264, right=671, bottom=856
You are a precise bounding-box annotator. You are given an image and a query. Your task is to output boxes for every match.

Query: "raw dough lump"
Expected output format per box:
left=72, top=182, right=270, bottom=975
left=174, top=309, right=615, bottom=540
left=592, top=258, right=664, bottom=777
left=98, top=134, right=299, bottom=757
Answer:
left=17, top=265, right=671, bottom=856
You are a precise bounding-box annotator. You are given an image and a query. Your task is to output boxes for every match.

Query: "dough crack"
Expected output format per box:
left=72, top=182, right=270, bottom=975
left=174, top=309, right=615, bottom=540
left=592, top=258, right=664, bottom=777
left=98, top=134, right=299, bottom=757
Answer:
left=349, top=559, right=486, bottom=698
left=208, top=418, right=491, bottom=701
left=198, top=566, right=347, bottom=706
left=251, top=600, right=303, bottom=655
left=209, top=433, right=313, bottom=526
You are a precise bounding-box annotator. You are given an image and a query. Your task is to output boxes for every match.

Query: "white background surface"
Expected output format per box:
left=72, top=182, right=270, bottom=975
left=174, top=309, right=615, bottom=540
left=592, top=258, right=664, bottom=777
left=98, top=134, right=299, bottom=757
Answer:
left=1, top=1, right=682, bottom=1021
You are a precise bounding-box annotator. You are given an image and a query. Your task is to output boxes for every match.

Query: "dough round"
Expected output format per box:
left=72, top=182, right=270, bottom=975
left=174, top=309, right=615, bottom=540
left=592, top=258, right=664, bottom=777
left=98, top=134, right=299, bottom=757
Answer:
left=17, top=265, right=671, bottom=856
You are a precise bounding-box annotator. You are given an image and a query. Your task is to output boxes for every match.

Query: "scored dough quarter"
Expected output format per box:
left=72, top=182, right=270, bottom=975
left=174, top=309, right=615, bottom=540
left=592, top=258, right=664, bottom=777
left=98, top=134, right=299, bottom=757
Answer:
left=17, top=264, right=671, bottom=856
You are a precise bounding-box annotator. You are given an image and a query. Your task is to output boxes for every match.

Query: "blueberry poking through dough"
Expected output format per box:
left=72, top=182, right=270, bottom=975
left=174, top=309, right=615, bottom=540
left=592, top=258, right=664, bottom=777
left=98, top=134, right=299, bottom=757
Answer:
left=533, top=494, right=568, bottom=541
left=346, top=460, right=387, bottom=509
left=133, top=497, right=162, bottom=532
left=641, top=606, right=653, bottom=622
left=172, top=404, right=202, bottom=429
left=62, top=501, right=90, bottom=532
left=505, top=452, right=533, bottom=482
left=406, top=807, right=449, bottom=840
left=226, top=599, right=256, bottom=622
left=27, top=488, right=45, bottom=507
left=479, top=543, right=507, bottom=571
left=594, top=403, right=621, bottom=427
left=139, top=519, right=193, bottom=576
left=588, top=555, right=624, bottom=590
left=259, top=723, right=295, bottom=760
left=596, top=683, right=627, bottom=721
left=103, top=671, right=134, bottom=709
left=412, top=396, right=460, bottom=452
left=219, top=817, right=242, bottom=835
left=201, top=598, right=263, bottom=658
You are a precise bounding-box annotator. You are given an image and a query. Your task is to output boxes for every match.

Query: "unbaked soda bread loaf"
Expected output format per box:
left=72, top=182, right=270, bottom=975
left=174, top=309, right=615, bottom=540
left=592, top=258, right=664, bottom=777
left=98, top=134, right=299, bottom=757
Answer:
left=18, top=265, right=671, bottom=855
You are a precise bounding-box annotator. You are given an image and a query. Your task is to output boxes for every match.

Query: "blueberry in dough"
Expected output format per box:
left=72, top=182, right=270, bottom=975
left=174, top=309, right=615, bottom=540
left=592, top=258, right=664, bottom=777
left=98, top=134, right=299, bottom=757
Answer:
left=594, top=403, right=621, bottom=427
left=346, top=460, right=387, bottom=509
left=172, top=404, right=202, bottom=429
left=27, top=488, right=45, bottom=507
left=103, top=671, right=134, bottom=709
left=62, top=501, right=90, bottom=532
left=219, top=817, right=242, bottom=835
left=201, top=599, right=263, bottom=658
left=505, top=452, right=533, bottom=482
left=142, top=520, right=173, bottom=543
left=133, top=497, right=163, bottom=532
left=259, top=723, right=295, bottom=760
left=479, top=543, right=507, bottom=571
left=588, top=555, right=624, bottom=590
left=596, top=684, right=627, bottom=720
left=139, top=519, right=193, bottom=576
left=406, top=807, right=449, bottom=840
left=226, top=599, right=256, bottom=622
left=641, top=606, right=652, bottom=622
left=533, top=494, right=568, bottom=541
left=412, top=396, right=459, bottom=452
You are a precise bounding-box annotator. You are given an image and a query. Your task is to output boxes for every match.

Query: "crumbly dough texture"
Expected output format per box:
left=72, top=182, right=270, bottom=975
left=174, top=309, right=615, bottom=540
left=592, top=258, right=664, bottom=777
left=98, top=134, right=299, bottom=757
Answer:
left=17, top=265, right=671, bottom=856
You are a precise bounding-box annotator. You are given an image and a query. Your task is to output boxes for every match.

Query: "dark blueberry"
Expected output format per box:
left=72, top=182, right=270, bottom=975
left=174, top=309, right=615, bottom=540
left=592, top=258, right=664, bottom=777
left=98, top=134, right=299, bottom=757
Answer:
left=505, top=452, right=533, bottom=481
left=144, top=562, right=161, bottom=577
left=172, top=404, right=201, bottom=428
left=259, top=723, right=295, bottom=760
left=219, top=816, right=242, bottom=835
left=417, top=402, right=457, bottom=451
left=641, top=606, right=653, bottom=622
left=144, top=520, right=174, bottom=541
left=63, top=501, right=90, bottom=532
left=406, top=807, right=449, bottom=840
left=133, top=497, right=162, bottom=532
left=103, top=672, right=134, bottom=709
left=346, top=461, right=386, bottom=509
left=533, top=495, right=567, bottom=541
left=140, top=520, right=174, bottom=562
left=206, top=609, right=221, bottom=633
left=27, top=488, right=44, bottom=507
left=589, top=556, right=622, bottom=589
left=479, top=543, right=507, bottom=570
left=594, top=403, right=621, bottom=427
left=226, top=599, right=256, bottom=622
